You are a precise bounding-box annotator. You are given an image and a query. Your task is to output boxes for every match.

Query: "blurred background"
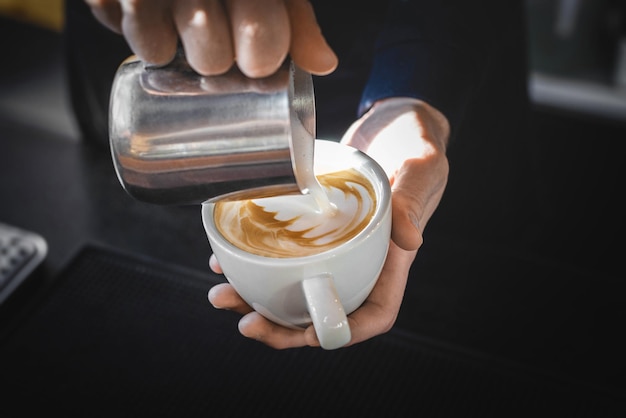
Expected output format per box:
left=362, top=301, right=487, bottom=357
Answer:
left=0, top=0, right=63, bottom=30
left=527, top=0, right=626, bottom=121
left=0, top=0, right=80, bottom=141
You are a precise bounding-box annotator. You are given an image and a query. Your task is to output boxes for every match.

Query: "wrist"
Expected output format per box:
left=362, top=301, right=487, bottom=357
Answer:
left=343, top=97, right=449, bottom=180
left=368, top=97, right=450, bottom=153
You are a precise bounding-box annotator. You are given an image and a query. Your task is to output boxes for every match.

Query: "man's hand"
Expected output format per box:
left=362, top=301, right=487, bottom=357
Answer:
left=85, top=0, right=337, bottom=77
left=208, top=98, right=450, bottom=349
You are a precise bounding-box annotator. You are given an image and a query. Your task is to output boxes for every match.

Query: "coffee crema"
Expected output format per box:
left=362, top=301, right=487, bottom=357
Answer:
left=213, top=168, right=377, bottom=258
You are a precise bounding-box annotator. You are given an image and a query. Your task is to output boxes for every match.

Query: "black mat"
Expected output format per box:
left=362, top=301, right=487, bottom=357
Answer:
left=0, top=245, right=624, bottom=417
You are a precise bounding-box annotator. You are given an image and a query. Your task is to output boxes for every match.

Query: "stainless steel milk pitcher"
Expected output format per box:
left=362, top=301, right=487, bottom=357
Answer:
left=109, top=51, right=316, bottom=205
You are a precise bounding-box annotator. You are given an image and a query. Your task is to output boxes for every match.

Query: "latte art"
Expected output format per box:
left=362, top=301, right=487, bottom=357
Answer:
left=214, top=168, right=376, bottom=258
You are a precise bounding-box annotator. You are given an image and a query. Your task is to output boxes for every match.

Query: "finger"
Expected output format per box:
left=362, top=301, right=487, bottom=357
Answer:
left=120, top=0, right=178, bottom=65
left=208, top=254, right=223, bottom=274
left=345, top=243, right=417, bottom=346
left=238, top=312, right=312, bottom=349
left=285, top=0, right=337, bottom=75
left=208, top=283, right=253, bottom=314
left=303, top=325, right=321, bottom=347
left=390, top=154, right=448, bottom=251
left=85, top=0, right=123, bottom=33
left=225, top=0, right=290, bottom=78
left=390, top=189, right=424, bottom=251
left=173, top=0, right=235, bottom=75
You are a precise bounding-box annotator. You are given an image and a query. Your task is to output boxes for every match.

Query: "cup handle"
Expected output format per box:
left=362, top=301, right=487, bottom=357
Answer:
left=301, top=274, right=351, bottom=350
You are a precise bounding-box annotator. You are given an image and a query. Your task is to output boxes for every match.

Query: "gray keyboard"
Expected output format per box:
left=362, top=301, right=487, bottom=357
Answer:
left=0, top=222, right=47, bottom=305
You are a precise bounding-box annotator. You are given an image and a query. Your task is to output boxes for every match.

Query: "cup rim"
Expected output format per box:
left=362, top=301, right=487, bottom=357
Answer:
left=202, top=139, right=391, bottom=265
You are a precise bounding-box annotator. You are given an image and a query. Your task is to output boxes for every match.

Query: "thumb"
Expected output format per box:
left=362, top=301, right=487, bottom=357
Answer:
left=390, top=189, right=424, bottom=251
left=388, top=155, right=449, bottom=251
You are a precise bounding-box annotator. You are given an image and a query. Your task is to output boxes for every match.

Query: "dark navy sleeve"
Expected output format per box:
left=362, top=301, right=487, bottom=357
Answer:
left=359, top=0, right=510, bottom=139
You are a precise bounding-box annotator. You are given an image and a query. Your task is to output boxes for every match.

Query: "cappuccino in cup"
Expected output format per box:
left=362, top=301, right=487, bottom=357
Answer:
left=202, top=140, right=391, bottom=350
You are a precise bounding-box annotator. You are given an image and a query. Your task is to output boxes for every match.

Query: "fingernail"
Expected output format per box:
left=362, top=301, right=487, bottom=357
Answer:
left=239, top=313, right=263, bottom=341
left=207, top=287, right=223, bottom=309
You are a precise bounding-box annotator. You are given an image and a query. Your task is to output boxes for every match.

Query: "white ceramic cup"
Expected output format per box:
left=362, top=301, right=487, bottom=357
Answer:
left=201, top=140, right=392, bottom=349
